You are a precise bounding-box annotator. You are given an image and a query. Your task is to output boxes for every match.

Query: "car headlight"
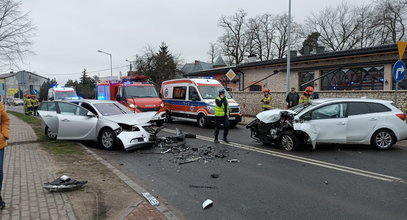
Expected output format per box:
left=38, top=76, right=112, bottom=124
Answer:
left=207, top=105, right=215, bottom=114
left=118, top=123, right=140, bottom=131
left=129, top=104, right=138, bottom=109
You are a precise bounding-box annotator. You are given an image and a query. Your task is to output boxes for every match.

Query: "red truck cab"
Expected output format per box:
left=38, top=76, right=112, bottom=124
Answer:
left=97, top=76, right=165, bottom=126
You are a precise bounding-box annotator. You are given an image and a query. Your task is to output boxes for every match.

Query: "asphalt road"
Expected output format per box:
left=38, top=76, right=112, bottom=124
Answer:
left=81, top=119, right=407, bottom=220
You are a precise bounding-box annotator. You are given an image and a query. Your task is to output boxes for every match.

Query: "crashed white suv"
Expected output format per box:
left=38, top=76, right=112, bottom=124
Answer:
left=247, top=98, right=407, bottom=151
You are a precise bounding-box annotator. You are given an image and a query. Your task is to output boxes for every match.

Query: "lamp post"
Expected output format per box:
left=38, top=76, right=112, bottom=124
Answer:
left=125, top=59, right=134, bottom=71
left=286, top=0, right=292, bottom=95
left=97, top=50, right=112, bottom=77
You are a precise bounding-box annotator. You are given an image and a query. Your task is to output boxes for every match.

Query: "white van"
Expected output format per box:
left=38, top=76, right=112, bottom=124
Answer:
left=161, top=78, right=242, bottom=128
left=48, top=86, right=79, bottom=101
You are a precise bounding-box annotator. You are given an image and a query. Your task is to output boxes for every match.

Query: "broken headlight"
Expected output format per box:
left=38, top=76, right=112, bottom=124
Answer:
left=118, top=123, right=140, bottom=131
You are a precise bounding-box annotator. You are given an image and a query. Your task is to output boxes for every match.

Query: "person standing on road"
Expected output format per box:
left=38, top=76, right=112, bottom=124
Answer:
left=286, top=87, right=299, bottom=109
left=0, top=102, right=10, bottom=209
left=261, top=88, right=272, bottom=111
left=25, top=95, right=33, bottom=115
left=299, top=86, right=314, bottom=104
left=214, top=89, right=230, bottom=143
left=32, top=95, right=40, bottom=116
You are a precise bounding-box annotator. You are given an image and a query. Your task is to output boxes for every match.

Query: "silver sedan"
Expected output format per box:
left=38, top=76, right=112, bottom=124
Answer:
left=38, top=99, right=157, bottom=151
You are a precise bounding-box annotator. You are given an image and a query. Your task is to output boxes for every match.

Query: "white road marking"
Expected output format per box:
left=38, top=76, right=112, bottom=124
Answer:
left=163, top=128, right=406, bottom=184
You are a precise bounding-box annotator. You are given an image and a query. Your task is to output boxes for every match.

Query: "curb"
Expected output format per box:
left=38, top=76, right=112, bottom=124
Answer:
left=78, top=143, right=179, bottom=220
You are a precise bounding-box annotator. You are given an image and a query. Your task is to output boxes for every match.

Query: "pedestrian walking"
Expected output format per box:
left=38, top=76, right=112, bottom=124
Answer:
left=0, top=102, right=10, bottom=209
left=286, top=87, right=299, bottom=109
left=260, top=88, right=272, bottom=111
left=214, top=89, right=230, bottom=143
left=299, top=86, right=314, bottom=104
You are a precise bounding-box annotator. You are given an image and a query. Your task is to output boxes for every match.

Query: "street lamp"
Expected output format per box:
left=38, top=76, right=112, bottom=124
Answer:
left=286, top=0, right=292, bottom=95
left=97, top=50, right=112, bottom=77
left=125, top=59, right=134, bottom=71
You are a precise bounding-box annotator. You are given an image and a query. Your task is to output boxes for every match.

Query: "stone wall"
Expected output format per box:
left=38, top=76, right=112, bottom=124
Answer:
left=231, top=90, right=407, bottom=116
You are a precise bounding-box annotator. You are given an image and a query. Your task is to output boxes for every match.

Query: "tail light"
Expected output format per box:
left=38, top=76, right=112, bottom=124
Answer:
left=396, top=113, right=406, bottom=121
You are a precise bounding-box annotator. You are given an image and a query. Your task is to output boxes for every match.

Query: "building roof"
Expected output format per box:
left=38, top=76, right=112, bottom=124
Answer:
left=213, top=56, right=226, bottom=66
left=0, top=72, right=17, bottom=79
left=181, top=60, right=214, bottom=74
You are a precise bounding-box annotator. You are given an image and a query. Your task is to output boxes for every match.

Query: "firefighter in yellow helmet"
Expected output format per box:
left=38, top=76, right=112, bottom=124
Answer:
left=32, top=95, right=40, bottom=116
left=260, top=88, right=272, bottom=111
left=25, top=95, right=33, bottom=115
left=299, top=86, right=314, bottom=104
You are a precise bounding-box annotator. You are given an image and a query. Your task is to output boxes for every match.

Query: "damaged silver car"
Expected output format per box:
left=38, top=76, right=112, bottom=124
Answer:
left=247, top=98, right=407, bottom=151
left=38, top=100, right=157, bottom=151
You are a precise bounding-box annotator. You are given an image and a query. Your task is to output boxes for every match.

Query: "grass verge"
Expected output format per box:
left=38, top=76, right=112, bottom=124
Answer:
left=7, top=111, right=83, bottom=155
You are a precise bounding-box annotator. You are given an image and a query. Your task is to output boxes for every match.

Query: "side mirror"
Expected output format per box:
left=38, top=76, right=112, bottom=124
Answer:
left=86, top=111, right=96, bottom=117
left=301, top=115, right=312, bottom=121
left=116, top=95, right=121, bottom=101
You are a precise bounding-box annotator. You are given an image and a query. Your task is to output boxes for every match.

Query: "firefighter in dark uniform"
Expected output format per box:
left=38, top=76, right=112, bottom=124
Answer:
left=214, top=89, right=230, bottom=143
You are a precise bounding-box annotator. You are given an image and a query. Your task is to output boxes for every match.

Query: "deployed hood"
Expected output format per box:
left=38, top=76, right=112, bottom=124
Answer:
left=256, top=109, right=296, bottom=123
left=104, top=112, right=156, bottom=125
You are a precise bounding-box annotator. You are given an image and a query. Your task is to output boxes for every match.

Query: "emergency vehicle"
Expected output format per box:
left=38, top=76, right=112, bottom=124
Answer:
left=48, top=86, right=79, bottom=101
left=161, top=78, right=242, bottom=128
left=97, top=75, right=165, bottom=126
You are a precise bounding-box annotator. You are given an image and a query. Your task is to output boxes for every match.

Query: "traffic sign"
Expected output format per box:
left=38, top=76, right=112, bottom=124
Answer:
left=393, top=60, right=406, bottom=82
left=226, top=69, right=236, bottom=81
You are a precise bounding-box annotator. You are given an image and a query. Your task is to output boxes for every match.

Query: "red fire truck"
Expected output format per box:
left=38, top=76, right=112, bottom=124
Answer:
left=97, top=75, right=165, bottom=126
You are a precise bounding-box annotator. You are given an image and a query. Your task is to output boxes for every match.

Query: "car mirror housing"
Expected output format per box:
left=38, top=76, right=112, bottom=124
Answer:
left=86, top=112, right=96, bottom=117
left=301, top=115, right=312, bottom=121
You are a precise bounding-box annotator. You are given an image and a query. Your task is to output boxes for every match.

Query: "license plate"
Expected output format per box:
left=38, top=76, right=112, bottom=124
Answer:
left=229, top=117, right=235, bottom=120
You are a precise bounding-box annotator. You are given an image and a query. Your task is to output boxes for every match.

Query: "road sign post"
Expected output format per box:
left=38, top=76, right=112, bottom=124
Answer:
left=393, top=60, right=406, bottom=106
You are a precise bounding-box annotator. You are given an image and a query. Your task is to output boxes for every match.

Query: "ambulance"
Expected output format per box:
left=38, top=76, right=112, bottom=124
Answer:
left=161, top=78, right=242, bottom=128
left=48, top=86, right=79, bottom=101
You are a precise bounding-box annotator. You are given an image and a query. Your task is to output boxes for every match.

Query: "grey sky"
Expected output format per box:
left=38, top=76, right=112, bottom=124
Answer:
left=14, top=0, right=367, bottom=84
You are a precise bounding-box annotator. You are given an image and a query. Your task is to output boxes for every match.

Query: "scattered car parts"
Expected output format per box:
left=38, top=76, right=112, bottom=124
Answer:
left=43, top=175, right=87, bottom=192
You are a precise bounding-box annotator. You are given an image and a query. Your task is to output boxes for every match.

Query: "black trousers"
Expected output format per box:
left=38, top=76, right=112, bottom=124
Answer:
left=214, top=116, right=229, bottom=139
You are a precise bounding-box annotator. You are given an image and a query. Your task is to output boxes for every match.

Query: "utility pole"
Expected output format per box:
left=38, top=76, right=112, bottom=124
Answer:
left=286, top=0, right=292, bottom=95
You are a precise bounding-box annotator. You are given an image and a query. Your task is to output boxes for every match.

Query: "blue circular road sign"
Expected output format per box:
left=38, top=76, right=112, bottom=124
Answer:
left=393, top=60, right=406, bottom=82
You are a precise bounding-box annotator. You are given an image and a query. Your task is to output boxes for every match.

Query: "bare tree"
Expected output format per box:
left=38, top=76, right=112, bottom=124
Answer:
left=0, top=0, right=35, bottom=67
left=371, top=0, right=407, bottom=43
left=218, top=9, right=248, bottom=65
left=272, top=14, right=301, bottom=58
left=306, top=2, right=361, bottom=51
left=258, top=13, right=275, bottom=60
left=207, top=42, right=219, bottom=64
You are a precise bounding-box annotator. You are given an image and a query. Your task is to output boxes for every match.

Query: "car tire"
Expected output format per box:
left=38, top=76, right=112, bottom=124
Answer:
left=98, top=128, right=117, bottom=150
left=45, top=126, right=57, bottom=140
left=278, top=131, right=299, bottom=151
left=197, top=114, right=207, bottom=128
left=156, top=120, right=164, bottom=127
left=371, top=129, right=395, bottom=150
left=165, top=111, right=172, bottom=123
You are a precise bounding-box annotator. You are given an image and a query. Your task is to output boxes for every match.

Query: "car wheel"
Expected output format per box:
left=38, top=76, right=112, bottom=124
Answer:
left=371, top=129, right=395, bottom=150
left=98, top=128, right=117, bottom=150
left=156, top=120, right=164, bottom=127
left=197, top=114, right=207, bottom=128
left=165, top=111, right=172, bottom=123
left=278, top=131, right=299, bottom=151
left=45, top=126, right=57, bottom=140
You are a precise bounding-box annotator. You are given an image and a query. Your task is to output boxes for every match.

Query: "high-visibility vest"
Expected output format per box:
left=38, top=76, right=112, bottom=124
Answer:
left=26, top=99, right=33, bottom=107
left=262, top=95, right=272, bottom=109
left=215, top=97, right=230, bottom=117
left=33, top=99, right=40, bottom=107
left=299, top=95, right=312, bottom=104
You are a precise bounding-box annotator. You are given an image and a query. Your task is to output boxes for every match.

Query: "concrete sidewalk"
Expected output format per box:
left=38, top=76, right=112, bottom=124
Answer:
left=1, top=114, right=172, bottom=220
left=1, top=114, right=76, bottom=220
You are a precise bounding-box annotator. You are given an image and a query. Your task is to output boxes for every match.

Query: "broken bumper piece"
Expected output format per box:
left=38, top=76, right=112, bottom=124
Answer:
left=43, top=175, right=87, bottom=192
left=118, top=127, right=155, bottom=151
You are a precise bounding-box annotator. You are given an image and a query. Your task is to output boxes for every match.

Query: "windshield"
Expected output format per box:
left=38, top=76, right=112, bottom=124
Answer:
left=55, top=91, right=77, bottom=99
left=94, top=102, right=133, bottom=116
left=123, top=86, right=159, bottom=98
left=289, top=102, right=315, bottom=114
left=197, top=86, right=231, bottom=99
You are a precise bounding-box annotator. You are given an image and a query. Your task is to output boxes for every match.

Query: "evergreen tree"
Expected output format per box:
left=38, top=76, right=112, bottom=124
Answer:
left=299, top=32, right=320, bottom=55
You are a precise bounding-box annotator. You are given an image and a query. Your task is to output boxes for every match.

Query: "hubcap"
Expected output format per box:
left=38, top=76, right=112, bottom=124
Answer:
left=102, top=131, right=113, bottom=148
left=375, top=132, right=392, bottom=149
left=47, top=130, right=56, bottom=139
left=281, top=135, right=294, bottom=151
left=199, top=117, right=205, bottom=127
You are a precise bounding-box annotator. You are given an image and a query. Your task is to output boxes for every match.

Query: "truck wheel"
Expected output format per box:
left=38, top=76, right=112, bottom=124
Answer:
left=197, top=114, right=207, bottom=128
left=98, top=128, right=117, bottom=150
left=165, top=111, right=172, bottom=123
left=278, top=131, right=299, bottom=151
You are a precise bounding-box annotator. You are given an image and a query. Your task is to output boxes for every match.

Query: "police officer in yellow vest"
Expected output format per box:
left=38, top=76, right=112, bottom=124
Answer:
left=261, top=88, right=272, bottom=111
left=214, top=89, right=230, bottom=143
left=299, top=86, right=314, bottom=104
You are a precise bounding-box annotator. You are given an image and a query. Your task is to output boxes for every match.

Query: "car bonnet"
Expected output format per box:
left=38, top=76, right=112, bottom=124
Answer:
left=104, top=112, right=156, bottom=125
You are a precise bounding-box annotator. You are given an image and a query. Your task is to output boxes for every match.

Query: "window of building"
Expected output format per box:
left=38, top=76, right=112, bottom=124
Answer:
left=173, top=86, right=186, bottom=100
left=321, top=66, right=384, bottom=90
left=299, top=71, right=315, bottom=91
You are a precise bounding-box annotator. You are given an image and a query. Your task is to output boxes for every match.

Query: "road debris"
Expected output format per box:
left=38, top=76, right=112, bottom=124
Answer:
left=142, top=192, right=160, bottom=206
left=210, top=174, right=220, bottom=179
left=324, top=180, right=329, bottom=185
left=43, top=175, right=87, bottom=192
left=189, top=185, right=218, bottom=189
left=179, top=157, right=201, bottom=165
left=227, top=159, right=240, bottom=163
left=202, top=199, right=214, bottom=209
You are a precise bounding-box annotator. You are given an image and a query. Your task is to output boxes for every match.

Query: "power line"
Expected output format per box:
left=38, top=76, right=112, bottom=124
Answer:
left=42, top=65, right=130, bottom=76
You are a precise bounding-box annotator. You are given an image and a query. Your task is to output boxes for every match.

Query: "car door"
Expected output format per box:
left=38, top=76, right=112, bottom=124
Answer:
left=307, top=103, right=348, bottom=144
left=37, top=101, right=59, bottom=134
left=346, top=102, right=382, bottom=143
left=186, top=86, right=200, bottom=119
left=56, top=102, right=98, bottom=140
left=171, top=86, right=187, bottom=118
